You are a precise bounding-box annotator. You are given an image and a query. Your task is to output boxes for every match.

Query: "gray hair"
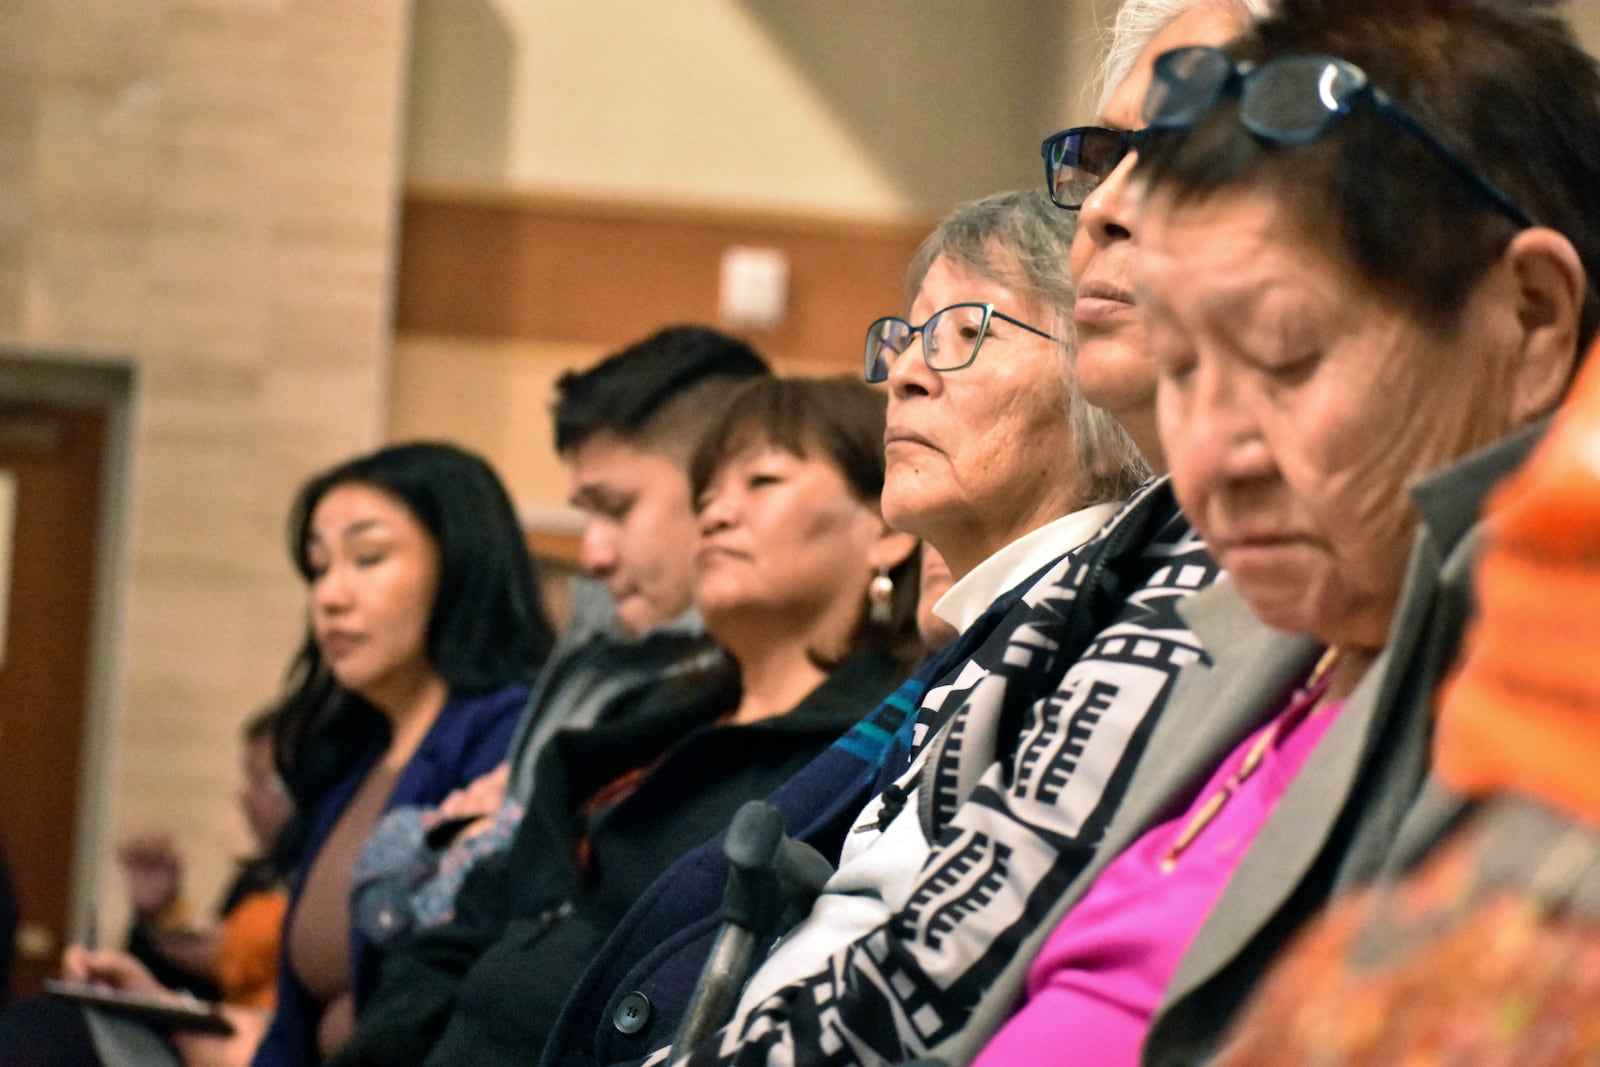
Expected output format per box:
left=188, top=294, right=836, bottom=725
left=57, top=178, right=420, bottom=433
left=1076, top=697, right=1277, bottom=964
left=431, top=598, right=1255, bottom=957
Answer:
left=904, top=189, right=1151, bottom=507
left=1095, top=0, right=1277, bottom=111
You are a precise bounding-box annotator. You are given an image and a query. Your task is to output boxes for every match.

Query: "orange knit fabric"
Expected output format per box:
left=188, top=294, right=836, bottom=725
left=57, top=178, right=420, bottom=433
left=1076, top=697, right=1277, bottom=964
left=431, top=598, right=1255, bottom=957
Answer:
left=215, top=887, right=290, bottom=1010
left=1435, top=340, right=1600, bottom=823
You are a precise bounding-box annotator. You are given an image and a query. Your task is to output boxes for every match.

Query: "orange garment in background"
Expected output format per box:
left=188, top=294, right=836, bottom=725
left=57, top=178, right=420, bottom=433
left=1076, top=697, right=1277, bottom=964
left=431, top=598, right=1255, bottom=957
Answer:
left=216, top=887, right=290, bottom=1009
left=1214, top=805, right=1600, bottom=1066
left=1434, top=337, right=1600, bottom=823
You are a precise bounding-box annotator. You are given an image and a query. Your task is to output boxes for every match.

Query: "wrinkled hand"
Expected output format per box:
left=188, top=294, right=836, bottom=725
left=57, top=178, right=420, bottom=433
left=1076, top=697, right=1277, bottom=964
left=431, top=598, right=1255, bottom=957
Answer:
left=421, top=762, right=509, bottom=843
left=61, top=944, right=167, bottom=997
left=117, top=832, right=185, bottom=919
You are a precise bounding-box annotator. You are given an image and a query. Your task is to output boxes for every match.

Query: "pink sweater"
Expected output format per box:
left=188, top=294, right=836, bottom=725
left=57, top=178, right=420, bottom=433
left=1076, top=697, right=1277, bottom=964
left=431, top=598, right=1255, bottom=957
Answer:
left=974, top=686, right=1343, bottom=1067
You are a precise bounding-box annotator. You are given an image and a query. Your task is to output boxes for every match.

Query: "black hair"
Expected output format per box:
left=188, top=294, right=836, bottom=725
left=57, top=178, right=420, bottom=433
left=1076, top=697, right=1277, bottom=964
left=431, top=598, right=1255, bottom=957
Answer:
left=1135, top=0, right=1600, bottom=363
left=689, top=376, right=923, bottom=670
left=274, top=441, right=554, bottom=861
left=552, top=325, right=770, bottom=457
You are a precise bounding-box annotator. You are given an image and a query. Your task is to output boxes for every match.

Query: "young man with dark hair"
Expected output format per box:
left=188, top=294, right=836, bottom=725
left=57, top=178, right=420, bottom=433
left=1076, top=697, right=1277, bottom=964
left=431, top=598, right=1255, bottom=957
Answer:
left=556, top=326, right=767, bottom=637
left=329, top=325, right=768, bottom=1067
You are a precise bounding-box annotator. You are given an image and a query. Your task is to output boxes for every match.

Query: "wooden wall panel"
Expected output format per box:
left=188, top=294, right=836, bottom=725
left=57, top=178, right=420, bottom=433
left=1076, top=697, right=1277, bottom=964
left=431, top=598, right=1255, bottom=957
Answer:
left=396, top=185, right=934, bottom=368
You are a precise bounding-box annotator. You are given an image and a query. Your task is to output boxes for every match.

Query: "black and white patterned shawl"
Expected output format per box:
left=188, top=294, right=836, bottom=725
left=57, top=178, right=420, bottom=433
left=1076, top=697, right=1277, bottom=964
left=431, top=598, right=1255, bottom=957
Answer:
left=665, top=478, right=1222, bottom=1067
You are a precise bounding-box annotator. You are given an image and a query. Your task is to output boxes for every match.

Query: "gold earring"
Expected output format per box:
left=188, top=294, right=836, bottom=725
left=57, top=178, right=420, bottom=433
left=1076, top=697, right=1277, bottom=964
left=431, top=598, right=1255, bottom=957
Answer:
left=868, top=567, right=894, bottom=625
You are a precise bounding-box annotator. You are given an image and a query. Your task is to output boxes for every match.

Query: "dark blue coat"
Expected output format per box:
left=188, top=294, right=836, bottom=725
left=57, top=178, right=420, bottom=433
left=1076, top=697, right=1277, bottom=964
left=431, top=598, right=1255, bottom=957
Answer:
left=251, top=683, right=525, bottom=1067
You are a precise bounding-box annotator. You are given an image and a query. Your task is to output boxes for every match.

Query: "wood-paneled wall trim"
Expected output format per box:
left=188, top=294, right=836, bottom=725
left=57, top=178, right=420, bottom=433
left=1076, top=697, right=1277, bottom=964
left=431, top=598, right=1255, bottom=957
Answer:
left=396, top=184, right=935, bottom=367
left=404, top=181, right=934, bottom=236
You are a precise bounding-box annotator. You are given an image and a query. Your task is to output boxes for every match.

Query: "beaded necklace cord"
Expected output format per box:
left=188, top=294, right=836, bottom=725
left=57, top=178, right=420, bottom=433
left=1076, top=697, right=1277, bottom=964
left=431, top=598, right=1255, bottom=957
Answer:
left=1160, top=646, right=1343, bottom=875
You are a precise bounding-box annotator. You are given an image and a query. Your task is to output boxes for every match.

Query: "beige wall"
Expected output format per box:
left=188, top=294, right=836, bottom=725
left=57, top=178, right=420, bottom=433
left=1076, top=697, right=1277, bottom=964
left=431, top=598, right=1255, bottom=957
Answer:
left=398, top=1, right=1109, bottom=515
left=408, top=0, right=1104, bottom=220
left=389, top=335, right=601, bottom=522
left=1575, top=2, right=1600, bottom=55
left=0, top=1, right=408, bottom=932
left=409, top=0, right=1600, bottom=215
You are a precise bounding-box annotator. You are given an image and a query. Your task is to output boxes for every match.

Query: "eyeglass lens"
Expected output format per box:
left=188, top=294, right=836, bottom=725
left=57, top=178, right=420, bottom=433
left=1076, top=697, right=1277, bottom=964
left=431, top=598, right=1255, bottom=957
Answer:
left=865, top=304, right=991, bottom=382
left=1146, top=47, right=1361, bottom=138
left=864, top=318, right=904, bottom=382
left=1143, top=46, right=1235, bottom=128
left=1242, top=57, right=1365, bottom=143
left=1140, top=46, right=1534, bottom=229
left=1044, top=128, right=1141, bottom=209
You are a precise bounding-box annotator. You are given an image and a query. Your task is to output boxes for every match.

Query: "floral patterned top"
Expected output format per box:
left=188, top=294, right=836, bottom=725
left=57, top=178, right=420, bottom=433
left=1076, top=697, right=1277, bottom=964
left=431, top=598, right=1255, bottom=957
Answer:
left=1215, top=797, right=1600, bottom=1067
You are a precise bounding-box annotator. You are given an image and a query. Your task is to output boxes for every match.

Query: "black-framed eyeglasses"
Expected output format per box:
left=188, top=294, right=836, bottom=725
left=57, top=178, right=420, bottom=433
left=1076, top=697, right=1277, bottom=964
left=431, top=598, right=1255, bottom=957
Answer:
left=1142, top=45, right=1536, bottom=229
left=1040, top=125, right=1152, bottom=210
left=864, top=302, right=1061, bottom=384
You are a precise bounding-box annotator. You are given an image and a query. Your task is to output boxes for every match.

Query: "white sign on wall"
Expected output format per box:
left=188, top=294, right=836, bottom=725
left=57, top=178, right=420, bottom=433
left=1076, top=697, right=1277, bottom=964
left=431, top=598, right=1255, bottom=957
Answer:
left=0, top=469, right=13, bottom=667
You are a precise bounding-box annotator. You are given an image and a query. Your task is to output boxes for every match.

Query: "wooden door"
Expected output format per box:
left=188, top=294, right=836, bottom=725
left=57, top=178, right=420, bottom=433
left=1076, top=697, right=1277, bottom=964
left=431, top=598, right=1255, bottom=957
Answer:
left=0, top=403, right=105, bottom=1000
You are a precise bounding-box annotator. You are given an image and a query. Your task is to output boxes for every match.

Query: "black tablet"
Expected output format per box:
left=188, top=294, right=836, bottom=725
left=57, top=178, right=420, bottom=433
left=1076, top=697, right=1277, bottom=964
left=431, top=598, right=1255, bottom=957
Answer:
left=43, top=979, right=236, bottom=1036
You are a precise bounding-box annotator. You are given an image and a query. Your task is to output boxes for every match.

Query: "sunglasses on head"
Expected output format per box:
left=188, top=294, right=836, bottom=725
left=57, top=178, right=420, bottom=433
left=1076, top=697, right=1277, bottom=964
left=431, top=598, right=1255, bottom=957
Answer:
left=1140, top=45, right=1536, bottom=228
left=1039, top=46, right=1538, bottom=229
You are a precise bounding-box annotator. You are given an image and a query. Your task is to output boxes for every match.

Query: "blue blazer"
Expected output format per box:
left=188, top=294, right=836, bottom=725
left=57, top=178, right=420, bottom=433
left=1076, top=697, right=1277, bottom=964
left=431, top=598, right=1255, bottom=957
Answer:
left=251, top=683, right=526, bottom=1067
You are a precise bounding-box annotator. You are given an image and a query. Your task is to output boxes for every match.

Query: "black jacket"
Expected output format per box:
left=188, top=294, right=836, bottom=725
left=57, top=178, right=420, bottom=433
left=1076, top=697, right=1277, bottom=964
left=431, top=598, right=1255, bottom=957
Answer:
left=331, top=650, right=903, bottom=1067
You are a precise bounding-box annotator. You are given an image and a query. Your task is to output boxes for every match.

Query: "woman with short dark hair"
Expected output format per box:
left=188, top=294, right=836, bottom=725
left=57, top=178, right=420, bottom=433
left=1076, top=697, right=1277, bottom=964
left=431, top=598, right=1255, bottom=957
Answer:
left=1215, top=329, right=1600, bottom=1066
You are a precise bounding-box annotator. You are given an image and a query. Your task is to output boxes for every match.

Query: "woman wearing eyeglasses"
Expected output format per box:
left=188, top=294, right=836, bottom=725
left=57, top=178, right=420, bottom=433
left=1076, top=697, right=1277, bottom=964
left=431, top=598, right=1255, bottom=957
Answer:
left=968, top=0, right=1600, bottom=1065
left=863, top=203, right=1145, bottom=584
left=1042, top=0, right=1273, bottom=470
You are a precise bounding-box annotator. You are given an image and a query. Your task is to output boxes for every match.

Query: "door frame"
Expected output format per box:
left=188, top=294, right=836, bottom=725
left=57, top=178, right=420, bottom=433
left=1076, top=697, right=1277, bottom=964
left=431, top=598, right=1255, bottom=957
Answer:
left=0, top=350, right=137, bottom=947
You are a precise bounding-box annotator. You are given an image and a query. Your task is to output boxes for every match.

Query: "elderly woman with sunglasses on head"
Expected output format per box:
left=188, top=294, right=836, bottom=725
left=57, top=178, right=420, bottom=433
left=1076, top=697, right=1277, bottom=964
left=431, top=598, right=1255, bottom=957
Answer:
left=966, top=0, right=1600, bottom=1065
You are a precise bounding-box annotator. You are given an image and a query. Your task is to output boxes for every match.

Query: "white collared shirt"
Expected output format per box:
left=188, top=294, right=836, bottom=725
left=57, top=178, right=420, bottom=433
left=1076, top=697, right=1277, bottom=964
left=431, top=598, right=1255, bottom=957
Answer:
left=932, top=502, right=1122, bottom=636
